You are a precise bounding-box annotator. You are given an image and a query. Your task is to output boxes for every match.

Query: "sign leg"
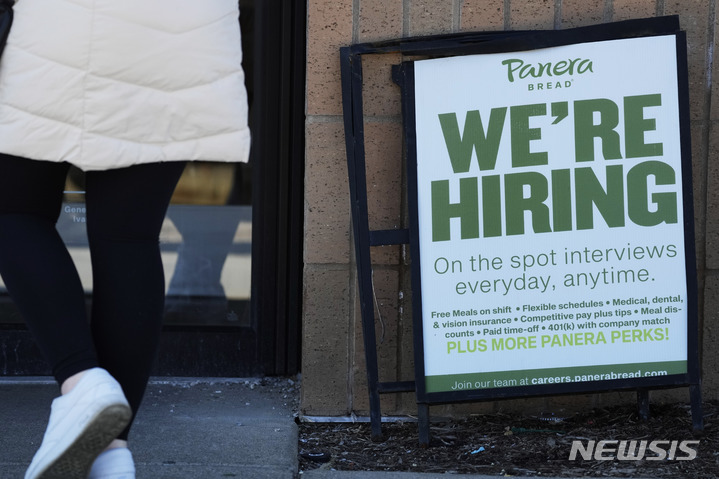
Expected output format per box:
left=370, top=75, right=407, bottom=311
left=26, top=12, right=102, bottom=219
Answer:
left=690, top=383, right=704, bottom=432
left=418, top=403, right=430, bottom=446
left=637, top=389, right=650, bottom=421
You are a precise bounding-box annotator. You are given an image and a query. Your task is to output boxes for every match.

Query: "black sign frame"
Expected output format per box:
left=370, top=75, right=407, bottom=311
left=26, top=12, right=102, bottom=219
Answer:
left=340, top=16, right=702, bottom=445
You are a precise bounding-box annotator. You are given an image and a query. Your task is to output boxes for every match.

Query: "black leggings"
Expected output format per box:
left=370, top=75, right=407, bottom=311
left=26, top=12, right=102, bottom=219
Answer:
left=0, top=154, right=185, bottom=440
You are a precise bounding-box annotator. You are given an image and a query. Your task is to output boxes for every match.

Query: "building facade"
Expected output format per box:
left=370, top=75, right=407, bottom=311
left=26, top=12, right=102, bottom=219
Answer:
left=301, top=0, right=719, bottom=419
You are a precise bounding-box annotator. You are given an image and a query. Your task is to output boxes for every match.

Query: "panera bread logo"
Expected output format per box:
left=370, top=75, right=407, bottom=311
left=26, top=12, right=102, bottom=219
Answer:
left=502, top=57, right=594, bottom=90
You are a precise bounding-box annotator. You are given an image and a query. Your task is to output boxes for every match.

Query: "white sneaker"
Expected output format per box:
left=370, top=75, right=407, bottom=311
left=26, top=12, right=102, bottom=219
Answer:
left=25, top=368, right=132, bottom=479
left=89, top=448, right=136, bottom=479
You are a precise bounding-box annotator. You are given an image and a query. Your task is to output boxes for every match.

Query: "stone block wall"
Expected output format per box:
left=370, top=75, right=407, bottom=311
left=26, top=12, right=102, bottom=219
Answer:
left=302, top=0, right=718, bottom=418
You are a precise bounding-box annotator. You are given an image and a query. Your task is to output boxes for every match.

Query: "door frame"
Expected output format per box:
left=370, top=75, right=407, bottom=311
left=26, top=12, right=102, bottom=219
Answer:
left=251, top=0, right=306, bottom=375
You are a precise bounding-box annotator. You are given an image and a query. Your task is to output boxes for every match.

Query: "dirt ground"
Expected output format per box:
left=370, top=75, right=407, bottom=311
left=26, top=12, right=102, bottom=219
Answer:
left=298, top=401, right=717, bottom=477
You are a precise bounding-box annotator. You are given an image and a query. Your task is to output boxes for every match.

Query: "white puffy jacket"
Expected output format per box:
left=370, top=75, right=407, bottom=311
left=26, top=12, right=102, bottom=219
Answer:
left=0, top=0, right=250, bottom=171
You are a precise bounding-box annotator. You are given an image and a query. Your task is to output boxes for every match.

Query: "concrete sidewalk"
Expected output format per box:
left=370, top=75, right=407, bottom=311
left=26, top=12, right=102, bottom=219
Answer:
left=0, top=377, right=299, bottom=479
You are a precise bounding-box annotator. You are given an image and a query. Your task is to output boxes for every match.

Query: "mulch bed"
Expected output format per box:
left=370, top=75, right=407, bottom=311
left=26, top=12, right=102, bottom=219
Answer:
left=298, top=401, right=718, bottom=477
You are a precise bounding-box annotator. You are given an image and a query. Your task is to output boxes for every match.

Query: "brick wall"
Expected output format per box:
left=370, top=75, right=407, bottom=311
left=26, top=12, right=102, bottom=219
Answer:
left=302, top=0, right=718, bottom=418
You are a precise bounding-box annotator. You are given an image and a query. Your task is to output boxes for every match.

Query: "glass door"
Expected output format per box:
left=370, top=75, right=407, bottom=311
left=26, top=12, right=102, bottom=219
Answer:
left=0, top=0, right=305, bottom=378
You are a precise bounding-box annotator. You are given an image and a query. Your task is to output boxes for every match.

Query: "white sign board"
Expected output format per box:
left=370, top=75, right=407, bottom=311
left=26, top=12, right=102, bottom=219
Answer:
left=412, top=35, right=690, bottom=394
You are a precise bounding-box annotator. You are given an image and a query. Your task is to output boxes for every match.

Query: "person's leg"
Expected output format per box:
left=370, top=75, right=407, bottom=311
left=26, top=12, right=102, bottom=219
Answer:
left=0, top=154, right=99, bottom=383
left=0, top=154, right=132, bottom=479
left=85, top=161, right=186, bottom=442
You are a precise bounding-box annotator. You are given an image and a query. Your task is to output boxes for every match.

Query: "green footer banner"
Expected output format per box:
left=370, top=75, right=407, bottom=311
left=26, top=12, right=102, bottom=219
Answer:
left=426, top=361, right=687, bottom=393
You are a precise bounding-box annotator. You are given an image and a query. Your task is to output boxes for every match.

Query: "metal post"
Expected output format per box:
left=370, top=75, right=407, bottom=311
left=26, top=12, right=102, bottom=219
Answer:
left=341, top=49, right=384, bottom=441
left=637, top=389, right=650, bottom=421
left=418, top=403, right=431, bottom=447
left=689, top=383, right=704, bottom=432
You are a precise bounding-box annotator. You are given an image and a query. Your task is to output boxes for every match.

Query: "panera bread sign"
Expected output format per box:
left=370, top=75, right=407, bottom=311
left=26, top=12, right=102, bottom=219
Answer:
left=412, top=35, right=689, bottom=394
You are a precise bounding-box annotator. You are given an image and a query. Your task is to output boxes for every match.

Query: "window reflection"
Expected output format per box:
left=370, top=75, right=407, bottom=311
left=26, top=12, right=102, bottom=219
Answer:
left=1, top=162, right=254, bottom=329
left=0, top=0, right=255, bottom=331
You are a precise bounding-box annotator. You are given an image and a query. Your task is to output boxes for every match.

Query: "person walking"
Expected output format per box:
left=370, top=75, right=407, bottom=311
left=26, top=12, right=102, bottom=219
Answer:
left=0, top=1, right=250, bottom=478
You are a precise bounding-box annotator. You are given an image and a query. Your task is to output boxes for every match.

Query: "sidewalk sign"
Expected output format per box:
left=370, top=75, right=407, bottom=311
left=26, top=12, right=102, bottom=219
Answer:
left=340, top=16, right=702, bottom=445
